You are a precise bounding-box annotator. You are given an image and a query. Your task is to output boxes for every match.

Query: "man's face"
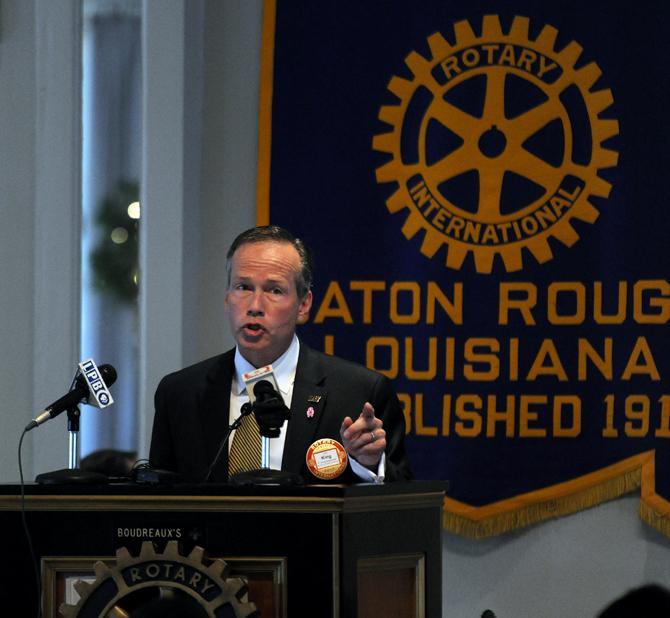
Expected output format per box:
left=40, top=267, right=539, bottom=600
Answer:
left=225, top=241, right=312, bottom=368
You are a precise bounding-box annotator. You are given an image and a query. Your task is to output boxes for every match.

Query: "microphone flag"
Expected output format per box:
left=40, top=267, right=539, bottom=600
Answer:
left=77, top=358, right=114, bottom=409
left=242, top=364, right=280, bottom=404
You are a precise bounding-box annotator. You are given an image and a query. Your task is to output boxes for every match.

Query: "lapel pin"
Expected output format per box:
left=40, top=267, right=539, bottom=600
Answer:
left=306, top=406, right=315, bottom=418
left=307, top=395, right=322, bottom=403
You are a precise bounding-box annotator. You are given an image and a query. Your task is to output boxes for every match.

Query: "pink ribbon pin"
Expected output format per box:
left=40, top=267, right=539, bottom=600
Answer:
left=306, top=406, right=315, bottom=418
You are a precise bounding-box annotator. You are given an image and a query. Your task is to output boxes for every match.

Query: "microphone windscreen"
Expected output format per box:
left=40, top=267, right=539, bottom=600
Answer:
left=99, top=364, right=118, bottom=388
left=253, top=379, right=275, bottom=397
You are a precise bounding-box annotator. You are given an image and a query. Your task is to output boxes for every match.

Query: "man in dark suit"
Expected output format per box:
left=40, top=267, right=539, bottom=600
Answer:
left=149, top=226, right=411, bottom=483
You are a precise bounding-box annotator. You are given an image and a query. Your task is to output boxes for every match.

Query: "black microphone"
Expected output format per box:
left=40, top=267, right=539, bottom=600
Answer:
left=253, top=379, right=283, bottom=404
left=25, top=364, right=117, bottom=431
left=252, top=379, right=290, bottom=438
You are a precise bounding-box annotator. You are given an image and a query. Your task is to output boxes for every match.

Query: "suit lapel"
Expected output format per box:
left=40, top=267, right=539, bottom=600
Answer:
left=200, top=350, right=235, bottom=481
left=282, top=345, right=327, bottom=473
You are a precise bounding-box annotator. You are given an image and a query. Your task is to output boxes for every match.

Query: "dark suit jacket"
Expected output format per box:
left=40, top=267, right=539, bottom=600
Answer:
left=149, top=343, right=412, bottom=483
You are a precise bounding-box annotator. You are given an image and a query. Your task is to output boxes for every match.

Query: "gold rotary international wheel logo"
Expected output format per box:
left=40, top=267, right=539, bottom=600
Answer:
left=373, top=15, right=619, bottom=273
left=60, top=541, right=258, bottom=617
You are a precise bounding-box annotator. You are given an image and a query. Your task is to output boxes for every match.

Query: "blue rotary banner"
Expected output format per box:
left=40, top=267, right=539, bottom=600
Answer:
left=258, top=0, right=670, bottom=536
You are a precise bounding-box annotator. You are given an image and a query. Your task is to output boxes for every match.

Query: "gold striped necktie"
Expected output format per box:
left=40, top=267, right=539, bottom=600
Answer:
left=228, top=412, right=262, bottom=476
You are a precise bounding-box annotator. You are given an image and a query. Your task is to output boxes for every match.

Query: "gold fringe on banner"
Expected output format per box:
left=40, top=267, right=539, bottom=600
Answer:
left=443, top=452, right=655, bottom=538
left=639, top=453, right=670, bottom=537
left=639, top=502, right=670, bottom=538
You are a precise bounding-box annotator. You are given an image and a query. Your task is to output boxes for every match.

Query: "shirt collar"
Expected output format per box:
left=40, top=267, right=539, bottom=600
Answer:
left=233, top=335, right=300, bottom=396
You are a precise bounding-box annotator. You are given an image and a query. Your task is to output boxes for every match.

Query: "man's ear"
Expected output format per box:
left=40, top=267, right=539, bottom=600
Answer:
left=297, top=290, right=313, bottom=325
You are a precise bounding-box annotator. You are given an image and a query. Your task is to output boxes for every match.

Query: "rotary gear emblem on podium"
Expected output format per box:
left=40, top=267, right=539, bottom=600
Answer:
left=59, top=541, right=258, bottom=617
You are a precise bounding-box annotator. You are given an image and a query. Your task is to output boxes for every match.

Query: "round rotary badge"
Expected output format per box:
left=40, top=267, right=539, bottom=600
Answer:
left=306, top=438, right=348, bottom=480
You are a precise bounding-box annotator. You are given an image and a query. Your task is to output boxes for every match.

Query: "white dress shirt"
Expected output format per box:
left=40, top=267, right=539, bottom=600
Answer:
left=229, top=335, right=384, bottom=482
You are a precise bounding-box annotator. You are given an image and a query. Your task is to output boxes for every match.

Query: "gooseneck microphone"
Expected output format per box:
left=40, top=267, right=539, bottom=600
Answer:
left=202, top=380, right=291, bottom=483
left=202, top=401, right=254, bottom=483
left=25, top=364, right=117, bottom=431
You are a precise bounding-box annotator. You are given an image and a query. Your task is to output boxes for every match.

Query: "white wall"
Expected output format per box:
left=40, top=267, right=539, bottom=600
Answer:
left=0, top=0, right=38, bottom=480
left=443, top=494, right=670, bottom=617
left=0, top=0, right=81, bottom=482
left=0, top=2, right=667, bottom=617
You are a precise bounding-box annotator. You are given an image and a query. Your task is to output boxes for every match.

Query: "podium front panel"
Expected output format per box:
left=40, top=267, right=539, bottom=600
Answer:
left=1, top=482, right=444, bottom=617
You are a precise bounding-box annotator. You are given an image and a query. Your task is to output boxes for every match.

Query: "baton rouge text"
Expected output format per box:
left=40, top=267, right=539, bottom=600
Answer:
left=311, top=279, right=670, bottom=440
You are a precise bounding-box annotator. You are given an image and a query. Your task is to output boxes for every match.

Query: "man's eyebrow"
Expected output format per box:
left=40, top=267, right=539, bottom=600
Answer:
left=264, top=278, right=290, bottom=287
left=232, top=275, right=290, bottom=286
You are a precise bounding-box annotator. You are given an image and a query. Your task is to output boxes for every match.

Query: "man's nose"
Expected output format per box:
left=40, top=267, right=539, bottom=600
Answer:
left=246, top=290, right=265, bottom=316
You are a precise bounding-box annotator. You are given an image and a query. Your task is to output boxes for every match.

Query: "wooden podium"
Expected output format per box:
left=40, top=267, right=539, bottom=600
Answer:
left=1, top=481, right=444, bottom=617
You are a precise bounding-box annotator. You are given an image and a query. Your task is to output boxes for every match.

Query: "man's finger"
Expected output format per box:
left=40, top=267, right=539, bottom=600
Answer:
left=340, top=416, right=355, bottom=440
left=360, top=402, right=375, bottom=419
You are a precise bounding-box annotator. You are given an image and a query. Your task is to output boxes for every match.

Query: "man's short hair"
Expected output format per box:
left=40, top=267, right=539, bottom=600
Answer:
left=226, top=225, right=314, bottom=299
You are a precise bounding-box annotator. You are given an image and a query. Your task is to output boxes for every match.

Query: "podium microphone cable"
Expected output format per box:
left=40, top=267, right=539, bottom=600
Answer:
left=19, top=427, right=43, bottom=618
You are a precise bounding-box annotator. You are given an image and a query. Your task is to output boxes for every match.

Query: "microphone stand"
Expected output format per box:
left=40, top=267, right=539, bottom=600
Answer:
left=261, top=436, right=270, bottom=469
left=67, top=406, right=81, bottom=470
left=35, top=405, right=108, bottom=485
